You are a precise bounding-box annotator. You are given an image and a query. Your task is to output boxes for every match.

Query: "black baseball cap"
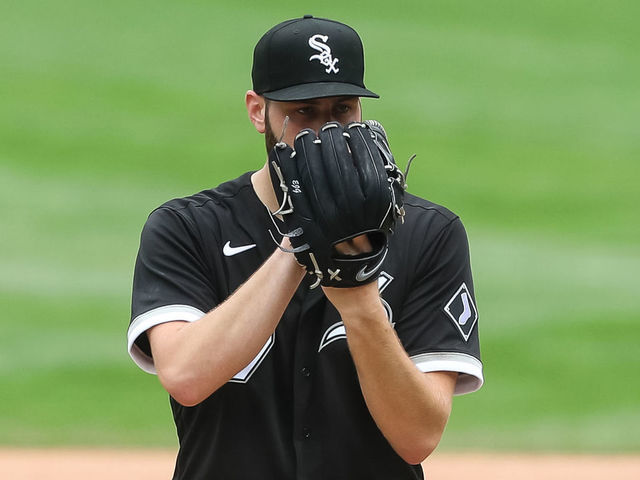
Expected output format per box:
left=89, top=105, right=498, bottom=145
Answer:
left=252, top=15, right=379, bottom=101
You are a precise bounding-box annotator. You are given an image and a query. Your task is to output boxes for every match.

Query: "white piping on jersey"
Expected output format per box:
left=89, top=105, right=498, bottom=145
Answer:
left=377, top=271, right=394, bottom=293
left=411, top=351, right=484, bottom=395
left=128, top=304, right=206, bottom=374
left=228, top=334, right=275, bottom=383
left=318, top=322, right=347, bottom=352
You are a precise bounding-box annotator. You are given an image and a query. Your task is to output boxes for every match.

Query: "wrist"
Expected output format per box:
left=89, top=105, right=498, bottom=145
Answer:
left=342, top=299, right=387, bottom=325
left=322, top=282, right=385, bottom=320
left=272, top=241, right=307, bottom=279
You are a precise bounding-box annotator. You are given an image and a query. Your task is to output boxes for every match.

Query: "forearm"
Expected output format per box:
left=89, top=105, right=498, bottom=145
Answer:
left=326, top=285, right=456, bottom=465
left=150, top=246, right=305, bottom=406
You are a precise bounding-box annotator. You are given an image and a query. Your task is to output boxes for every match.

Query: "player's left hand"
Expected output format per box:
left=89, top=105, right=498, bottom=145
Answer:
left=268, top=120, right=406, bottom=288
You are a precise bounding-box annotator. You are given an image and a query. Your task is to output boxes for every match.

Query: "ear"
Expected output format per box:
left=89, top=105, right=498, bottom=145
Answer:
left=246, top=90, right=266, bottom=134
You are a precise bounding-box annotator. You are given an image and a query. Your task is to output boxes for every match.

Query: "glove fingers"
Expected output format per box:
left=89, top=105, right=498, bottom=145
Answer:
left=294, top=128, right=337, bottom=228
left=345, top=123, right=388, bottom=198
left=317, top=122, right=360, bottom=225
left=365, top=120, right=395, bottom=166
left=270, top=141, right=316, bottom=231
left=344, top=122, right=390, bottom=225
left=273, top=139, right=313, bottom=226
left=267, top=143, right=296, bottom=213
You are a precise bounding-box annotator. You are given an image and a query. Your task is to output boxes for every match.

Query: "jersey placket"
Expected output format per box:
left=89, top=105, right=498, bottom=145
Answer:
left=292, top=284, right=325, bottom=479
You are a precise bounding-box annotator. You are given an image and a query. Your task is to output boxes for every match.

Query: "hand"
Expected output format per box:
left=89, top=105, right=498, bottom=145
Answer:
left=267, top=120, right=405, bottom=288
left=333, top=234, right=373, bottom=256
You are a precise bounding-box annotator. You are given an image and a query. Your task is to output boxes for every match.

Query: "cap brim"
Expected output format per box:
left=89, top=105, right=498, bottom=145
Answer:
left=262, top=82, right=379, bottom=101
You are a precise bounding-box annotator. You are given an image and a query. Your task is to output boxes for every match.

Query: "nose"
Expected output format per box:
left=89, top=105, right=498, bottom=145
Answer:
left=311, top=110, right=341, bottom=133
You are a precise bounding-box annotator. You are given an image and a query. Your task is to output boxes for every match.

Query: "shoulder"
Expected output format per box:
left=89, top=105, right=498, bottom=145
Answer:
left=404, top=192, right=458, bottom=220
left=401, top=192, right=463, bottom=237
left=145, top=172, right=256, bottom=227
left=390, top=192, right=471, bottom=272
left=155, top=172, right=255, bottom=216
left=136, top=172, right=257, bottom=250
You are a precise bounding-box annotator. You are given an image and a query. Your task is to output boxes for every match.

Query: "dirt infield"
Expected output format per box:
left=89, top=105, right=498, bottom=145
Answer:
left=1, top=448, right=638, bottom=479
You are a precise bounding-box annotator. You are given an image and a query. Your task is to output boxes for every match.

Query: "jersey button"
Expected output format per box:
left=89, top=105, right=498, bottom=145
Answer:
left=300, top=367, right=311, bottom=377
left=302, top=427, right=311, bottom=439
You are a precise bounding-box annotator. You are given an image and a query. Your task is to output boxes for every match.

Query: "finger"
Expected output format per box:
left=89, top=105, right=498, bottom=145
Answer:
left=344, top=123, right=390, bottom=226
left=334, top=235, right=373, bottom=256
left=333, top=239, right=358, bottom=256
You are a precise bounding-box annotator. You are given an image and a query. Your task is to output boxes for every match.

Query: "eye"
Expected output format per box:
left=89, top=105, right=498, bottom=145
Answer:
left=334, top=104, right=351, bottom=114
left=296, top=106, right=314, bottom=116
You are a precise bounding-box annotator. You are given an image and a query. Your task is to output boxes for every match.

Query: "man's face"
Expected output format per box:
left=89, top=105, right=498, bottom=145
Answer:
left=264, top=96, right=362, bottom=152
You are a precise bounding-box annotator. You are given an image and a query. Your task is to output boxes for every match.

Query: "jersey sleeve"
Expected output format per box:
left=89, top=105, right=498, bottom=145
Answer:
left=394, top=216, right=483, bottom=395
left=128, top=206, right=219, bottom=374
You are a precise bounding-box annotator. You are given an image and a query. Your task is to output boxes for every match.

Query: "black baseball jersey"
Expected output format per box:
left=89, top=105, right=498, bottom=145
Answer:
left=128, top=171, right=483, bottom=480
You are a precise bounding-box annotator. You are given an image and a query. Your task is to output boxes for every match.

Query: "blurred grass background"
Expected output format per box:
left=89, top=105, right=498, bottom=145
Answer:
left=1, top=0, right=638, bottom=451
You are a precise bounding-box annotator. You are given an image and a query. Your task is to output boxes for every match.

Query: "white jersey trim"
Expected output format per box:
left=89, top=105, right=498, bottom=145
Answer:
left=411, top=352, right=484, bottom=395
left=127, top=304, right=206, bottom=374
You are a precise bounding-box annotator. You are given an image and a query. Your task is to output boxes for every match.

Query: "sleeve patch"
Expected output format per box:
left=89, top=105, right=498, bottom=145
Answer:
left=443, top=282, right=478, bottom=342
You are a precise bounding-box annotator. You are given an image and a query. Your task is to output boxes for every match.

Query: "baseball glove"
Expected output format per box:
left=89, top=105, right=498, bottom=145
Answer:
left=268, top=120, right=406, bottom=288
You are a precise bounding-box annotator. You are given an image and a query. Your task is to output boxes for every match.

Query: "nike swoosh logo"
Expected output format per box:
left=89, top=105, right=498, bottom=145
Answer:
left=223, top=241, right=257, bottom=257
left=355, top=249, right=388, bottom=282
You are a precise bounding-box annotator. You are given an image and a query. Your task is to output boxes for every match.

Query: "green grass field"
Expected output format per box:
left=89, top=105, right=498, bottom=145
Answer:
left=1, top=0, right=638, bottom=451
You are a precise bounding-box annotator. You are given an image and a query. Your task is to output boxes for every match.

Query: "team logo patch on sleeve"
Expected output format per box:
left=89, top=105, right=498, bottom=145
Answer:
left=443, top=283, right=478, bottom=342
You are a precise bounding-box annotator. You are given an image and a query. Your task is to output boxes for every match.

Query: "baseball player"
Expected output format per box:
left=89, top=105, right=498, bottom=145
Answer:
left=127, top=15, right=483, bottom=480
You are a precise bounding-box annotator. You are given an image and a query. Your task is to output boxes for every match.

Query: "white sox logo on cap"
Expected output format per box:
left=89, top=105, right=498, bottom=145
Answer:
left=308, top=34, right=340, bottom=74
left=252, top=16, right=378, bottom=101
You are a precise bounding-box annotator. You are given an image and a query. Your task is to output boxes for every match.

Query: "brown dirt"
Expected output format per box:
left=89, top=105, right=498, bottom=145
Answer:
left=1, top=448, right=638, bottom=479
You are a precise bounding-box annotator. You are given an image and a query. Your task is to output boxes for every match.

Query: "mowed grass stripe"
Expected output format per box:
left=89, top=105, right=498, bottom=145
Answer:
left=471, top=229, right=639, bottom=330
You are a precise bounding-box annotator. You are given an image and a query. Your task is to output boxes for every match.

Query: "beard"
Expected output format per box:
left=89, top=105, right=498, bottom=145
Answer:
left=264, top=100, right=279, bottom=153
left=264, top=116, right=278, bottom=153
